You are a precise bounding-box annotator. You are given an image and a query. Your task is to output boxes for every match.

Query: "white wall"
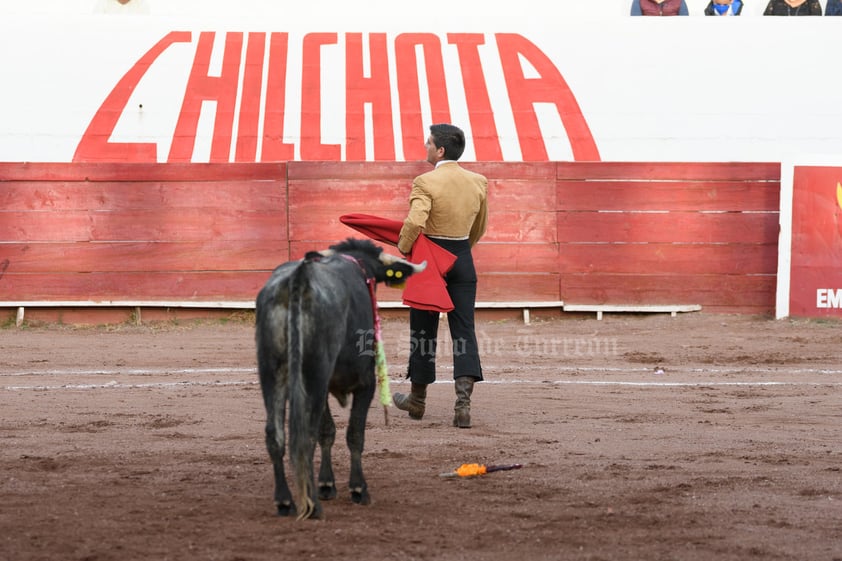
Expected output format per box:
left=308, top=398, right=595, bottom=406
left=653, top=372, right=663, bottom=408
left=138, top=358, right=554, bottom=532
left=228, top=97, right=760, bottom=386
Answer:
left=0, top=0, right=803, bottom=17
left=1, top=2, right=840, bottom=163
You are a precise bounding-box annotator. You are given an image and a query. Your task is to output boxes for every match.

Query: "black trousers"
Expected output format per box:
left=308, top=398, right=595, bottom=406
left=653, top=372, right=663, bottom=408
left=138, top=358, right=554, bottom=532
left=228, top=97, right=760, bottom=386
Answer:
left=407, top=238, right=483, bottom=384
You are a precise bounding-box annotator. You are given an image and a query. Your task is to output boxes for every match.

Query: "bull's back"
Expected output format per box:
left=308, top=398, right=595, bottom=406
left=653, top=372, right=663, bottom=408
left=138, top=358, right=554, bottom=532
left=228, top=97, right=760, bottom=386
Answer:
left=257, top=259, right=354, bottom=359
left=256, top=258, right=376, bottom=387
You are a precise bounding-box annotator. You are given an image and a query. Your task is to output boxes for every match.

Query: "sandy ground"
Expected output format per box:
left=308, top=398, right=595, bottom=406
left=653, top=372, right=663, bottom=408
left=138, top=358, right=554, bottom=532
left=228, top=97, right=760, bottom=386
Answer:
left=1, top=312, right=841, bottom=561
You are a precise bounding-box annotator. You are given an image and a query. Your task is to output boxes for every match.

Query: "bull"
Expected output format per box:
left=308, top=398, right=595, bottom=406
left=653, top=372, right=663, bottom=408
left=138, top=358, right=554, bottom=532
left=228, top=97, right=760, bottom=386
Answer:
left=255, top=238, right=425, bottom=519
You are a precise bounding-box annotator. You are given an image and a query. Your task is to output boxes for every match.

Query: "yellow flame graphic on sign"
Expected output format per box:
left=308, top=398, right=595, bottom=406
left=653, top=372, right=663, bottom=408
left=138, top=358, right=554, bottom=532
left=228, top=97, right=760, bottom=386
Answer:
left=837, top=182, right=842, bottom=210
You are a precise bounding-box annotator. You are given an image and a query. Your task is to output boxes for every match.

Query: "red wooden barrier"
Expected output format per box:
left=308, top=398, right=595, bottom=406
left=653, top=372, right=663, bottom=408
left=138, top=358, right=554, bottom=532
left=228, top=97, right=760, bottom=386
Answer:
left=0, top=161, right=781, bottom=322
left=557, top=162, right=781, bottom=314
left=0, top=163, right=287, bottom=302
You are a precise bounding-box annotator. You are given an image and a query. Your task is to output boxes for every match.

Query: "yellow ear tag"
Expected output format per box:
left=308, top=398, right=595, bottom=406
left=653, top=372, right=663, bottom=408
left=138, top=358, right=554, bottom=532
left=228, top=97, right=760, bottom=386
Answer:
left=386, top=269, right=394, bottom=277
left=394, top=271, right=403, bottom=279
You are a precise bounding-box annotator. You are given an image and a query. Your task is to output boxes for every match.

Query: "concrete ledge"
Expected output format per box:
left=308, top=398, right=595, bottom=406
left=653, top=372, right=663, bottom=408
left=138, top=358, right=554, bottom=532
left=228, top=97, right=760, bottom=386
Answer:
left=2, top=300, right=565, bottom=326
left=562, top=304, right=702, bottom=320
left=1, top=301, right=255, bottom=309
left=2, top=300, right=564, bottom=309
left=1, top=301, right=256, bottom=327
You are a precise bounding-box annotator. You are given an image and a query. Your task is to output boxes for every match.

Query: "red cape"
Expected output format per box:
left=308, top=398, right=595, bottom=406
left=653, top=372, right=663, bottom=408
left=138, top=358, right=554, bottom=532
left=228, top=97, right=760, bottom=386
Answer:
left=340, top=213, right=456, bottom=312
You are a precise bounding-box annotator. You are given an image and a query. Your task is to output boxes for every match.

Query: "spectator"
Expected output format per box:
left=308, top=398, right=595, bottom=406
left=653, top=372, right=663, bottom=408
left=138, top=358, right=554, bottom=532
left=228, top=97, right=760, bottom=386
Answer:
left=705, top=0, right=744, bottom=14
left=631, top=0, right=690, bottom=15
left=826, top=0, right=842, bottom=13
left=763, top=0, right=822, bottom=14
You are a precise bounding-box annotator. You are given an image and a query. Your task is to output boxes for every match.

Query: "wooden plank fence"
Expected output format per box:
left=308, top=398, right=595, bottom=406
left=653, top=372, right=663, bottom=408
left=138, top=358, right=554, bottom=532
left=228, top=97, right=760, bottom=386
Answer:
left=556, top=162, right=781, bottom=314
left=0, top=161, right=780, bottom=323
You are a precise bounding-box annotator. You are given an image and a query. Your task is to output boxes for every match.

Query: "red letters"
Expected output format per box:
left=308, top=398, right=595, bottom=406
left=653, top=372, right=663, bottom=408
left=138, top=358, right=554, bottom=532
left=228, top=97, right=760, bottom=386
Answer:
left=235, top=32, right=266, bottom=162
left=395, top=33, right=451, bottom=161
left=345, top=33, right=395, bottom=161
left=448, top=34, right=502, bottom=161
left=300, top=33, right=341, bottom=160
left=73, top=31, right=191, bottom=163
left=75, top=31, right=600, bottom=164
left=262, top=33, right=295, bottom=161
left=496, top=33, right=600, bottom=162
left=168, top=32, right=243, bottom=162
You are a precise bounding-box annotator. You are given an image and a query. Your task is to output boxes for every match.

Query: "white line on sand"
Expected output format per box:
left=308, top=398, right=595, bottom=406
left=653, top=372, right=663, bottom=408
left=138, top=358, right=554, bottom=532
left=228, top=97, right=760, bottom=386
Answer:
left=3, top=365, right=842, bottom=391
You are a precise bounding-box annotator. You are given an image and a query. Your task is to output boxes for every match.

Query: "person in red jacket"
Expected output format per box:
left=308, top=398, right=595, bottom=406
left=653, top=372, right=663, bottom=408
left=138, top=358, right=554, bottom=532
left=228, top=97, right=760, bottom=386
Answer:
left=763, top=0, right=822, bottom=14
left=631, top=0, right=689, bottom=15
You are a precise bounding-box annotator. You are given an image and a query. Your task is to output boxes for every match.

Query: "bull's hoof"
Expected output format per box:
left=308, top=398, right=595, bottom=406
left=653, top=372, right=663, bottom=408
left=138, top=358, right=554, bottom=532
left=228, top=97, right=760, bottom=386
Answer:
left=318, top=481, right=337, bottom=500
left=276, top=500, right=296, bottom=517
left=350, top=486, right=371, bottom=505
left=306, top=503, right=324, bottom=520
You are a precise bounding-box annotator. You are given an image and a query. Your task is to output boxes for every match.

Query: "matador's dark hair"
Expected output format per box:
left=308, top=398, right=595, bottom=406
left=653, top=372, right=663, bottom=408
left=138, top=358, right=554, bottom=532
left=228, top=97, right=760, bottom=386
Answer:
left=429, top=123, right=466, bottom=161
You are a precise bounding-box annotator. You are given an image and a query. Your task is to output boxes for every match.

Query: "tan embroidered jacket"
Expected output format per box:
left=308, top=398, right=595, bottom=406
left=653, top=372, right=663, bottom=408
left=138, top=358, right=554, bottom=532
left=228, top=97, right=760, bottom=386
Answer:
left=397, top=162, right=488, bottom=254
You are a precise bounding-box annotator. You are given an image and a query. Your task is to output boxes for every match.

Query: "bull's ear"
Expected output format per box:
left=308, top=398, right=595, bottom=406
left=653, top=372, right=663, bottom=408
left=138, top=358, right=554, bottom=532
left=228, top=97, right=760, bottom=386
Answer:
left=378, top=252, right=427, bottom=274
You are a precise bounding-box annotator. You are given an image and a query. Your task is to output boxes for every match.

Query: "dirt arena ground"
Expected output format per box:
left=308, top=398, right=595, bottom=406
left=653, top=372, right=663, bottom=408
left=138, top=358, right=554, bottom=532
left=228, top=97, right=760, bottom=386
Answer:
left=1, top=312, right=841, bottom=561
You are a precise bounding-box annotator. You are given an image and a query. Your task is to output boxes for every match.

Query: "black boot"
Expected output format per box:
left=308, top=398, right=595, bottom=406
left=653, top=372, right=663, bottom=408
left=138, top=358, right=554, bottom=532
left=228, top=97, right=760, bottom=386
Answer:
left=453, top=377, right=475, bottom=428
left=393, top=383, right=427, bottom=420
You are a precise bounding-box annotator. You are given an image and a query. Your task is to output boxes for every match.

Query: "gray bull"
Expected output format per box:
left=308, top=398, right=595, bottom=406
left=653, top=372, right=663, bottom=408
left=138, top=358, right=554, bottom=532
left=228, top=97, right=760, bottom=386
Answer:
left=255, top=238, right=425, bottom=519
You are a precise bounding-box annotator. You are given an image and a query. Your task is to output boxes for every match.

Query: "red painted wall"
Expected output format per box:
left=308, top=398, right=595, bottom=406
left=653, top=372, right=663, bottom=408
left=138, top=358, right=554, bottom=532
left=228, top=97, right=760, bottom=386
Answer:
left=0, top=163, right=287, bottom=303
left=556, top=162, right=781, bottom=314
left=0, top=161, right=780, bottom=315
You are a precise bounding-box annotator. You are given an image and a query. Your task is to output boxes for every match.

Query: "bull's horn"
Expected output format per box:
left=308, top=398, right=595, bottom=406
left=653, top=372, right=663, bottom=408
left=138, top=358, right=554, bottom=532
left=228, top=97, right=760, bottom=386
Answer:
left=317, top=249, right=335, bottom=257
left=379, top=252, right=427, bottom=273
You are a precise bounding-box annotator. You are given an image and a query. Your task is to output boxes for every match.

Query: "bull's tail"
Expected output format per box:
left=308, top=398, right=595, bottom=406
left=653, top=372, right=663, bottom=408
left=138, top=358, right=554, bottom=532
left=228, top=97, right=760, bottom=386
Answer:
left=285, top=260, right=317, bottom=520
